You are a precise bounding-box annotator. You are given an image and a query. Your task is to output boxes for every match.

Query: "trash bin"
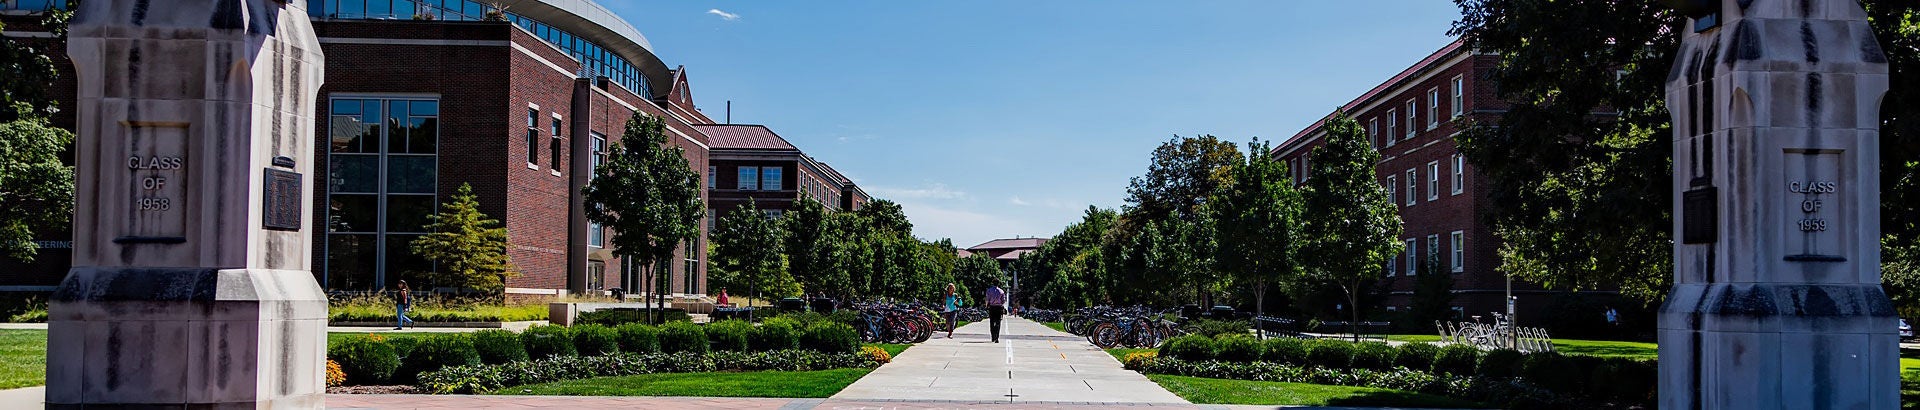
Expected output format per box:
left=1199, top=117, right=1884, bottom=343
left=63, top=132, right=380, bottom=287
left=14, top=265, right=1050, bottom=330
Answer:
left=1210, top=305, right=1236, bottom=319
left=1181, top=304, right=1202, bottom=319
left=809, top=298, right=836, bottom=314
left=779, top=298, right=807, bottom=312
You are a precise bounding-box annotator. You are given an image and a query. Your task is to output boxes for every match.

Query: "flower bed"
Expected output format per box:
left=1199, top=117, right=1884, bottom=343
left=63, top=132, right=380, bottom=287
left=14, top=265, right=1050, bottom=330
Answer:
left=1134, top=334, right=1656, bottom=409
left=417, top=349, right=881, bottom=394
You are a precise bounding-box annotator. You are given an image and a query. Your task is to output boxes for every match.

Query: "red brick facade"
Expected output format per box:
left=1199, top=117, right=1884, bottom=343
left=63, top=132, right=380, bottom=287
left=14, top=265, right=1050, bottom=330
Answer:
left=1273, top=40, right=1579, bottom=322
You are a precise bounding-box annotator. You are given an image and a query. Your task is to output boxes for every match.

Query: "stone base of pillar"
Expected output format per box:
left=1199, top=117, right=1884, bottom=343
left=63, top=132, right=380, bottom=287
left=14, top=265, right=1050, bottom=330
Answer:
left=44, top=267, right=327, bottom=408
left=1658, top=283, right=1899, bottom=409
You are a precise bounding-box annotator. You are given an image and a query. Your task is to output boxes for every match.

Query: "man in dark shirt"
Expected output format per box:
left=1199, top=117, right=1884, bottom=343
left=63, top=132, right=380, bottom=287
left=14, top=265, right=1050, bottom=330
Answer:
left=985, top=285, right=1006, bottom=343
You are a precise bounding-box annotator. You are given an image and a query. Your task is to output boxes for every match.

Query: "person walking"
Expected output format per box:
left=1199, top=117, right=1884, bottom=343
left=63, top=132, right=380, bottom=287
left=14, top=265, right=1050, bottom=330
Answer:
left=943, top=283, right=962, bottom=338
left=985, top=284, right=1006, bottom=343
left=394, top=281, right=416, bottom=330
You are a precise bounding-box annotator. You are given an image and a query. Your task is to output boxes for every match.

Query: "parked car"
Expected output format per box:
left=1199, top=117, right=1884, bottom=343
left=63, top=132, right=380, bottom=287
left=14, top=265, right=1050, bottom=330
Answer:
left=1901, top=319, right=1913, bottom=340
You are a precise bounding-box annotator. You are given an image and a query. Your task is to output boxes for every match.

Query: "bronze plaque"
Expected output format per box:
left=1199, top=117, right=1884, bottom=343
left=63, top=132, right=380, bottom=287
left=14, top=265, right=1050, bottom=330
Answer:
left=263, top=168, right=302, bottom=231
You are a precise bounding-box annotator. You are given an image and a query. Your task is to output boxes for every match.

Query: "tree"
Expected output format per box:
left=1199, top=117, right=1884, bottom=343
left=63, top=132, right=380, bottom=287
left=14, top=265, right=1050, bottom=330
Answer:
left=1116, top=135, right=1242, bottom=305
left=954, top=253, right=1004, bottom=305
left=0, top=7, right=75, bottom=262
left=583, top=113, right=703, bottom=323
left=1025, top=207, right=1117, bottom=308
left=1298, top=113, right=1403, bottom=340
left=0, top=119, right=72, bottom=261
left=1408, top=256, right=1456, bottom=327
left=709, top=199, right=795, bottom=304
left=1213, top=138, right=1305, bottom=321
left=409, top=183, right=516, bottom=292
left=1450, top=0, right=1920, bottom=302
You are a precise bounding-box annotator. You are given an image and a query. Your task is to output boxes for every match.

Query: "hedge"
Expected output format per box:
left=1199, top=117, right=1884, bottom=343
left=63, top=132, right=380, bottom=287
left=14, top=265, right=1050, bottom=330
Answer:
left=1162, top=334, right=1216, bottom=362
left=801, top=321, right=860, bottom=354
left=1394, top=342, right=1440, bottom=372
left=705, top=320, right=754, bottom=352
left=1214, top=334, right=1264, bottom=362
left=327, top=335, right=400, bottom=385
left=660, top=321, right=710, bottom=354
left=395, top=334, right=481, bottom=385
left=751, top=317, right=801, bottom=351
left=571, top=324, right=620, bottom=356
left=614, top=323, right=661, bottom=353
left=417, top=350, right=882, bottom=394
left=472, top=329, right=528, bottom=365
left=521, top=325, right=577, bottom=359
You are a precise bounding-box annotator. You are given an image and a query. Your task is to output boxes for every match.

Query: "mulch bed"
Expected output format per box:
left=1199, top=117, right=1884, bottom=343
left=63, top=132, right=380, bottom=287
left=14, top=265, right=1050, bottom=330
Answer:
left=327, top=385, right=423, bottom=395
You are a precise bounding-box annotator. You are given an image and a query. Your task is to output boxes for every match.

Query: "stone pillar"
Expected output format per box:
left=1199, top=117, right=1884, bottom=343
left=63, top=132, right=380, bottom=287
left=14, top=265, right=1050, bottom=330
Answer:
left=48, top=0, right=326, bottom=408
left=1661, top=0, right=1895, bottom=408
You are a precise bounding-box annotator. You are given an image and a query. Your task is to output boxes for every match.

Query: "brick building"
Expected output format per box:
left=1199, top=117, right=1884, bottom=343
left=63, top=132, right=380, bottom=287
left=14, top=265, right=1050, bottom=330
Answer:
left=697, top=124, right=871, bottom=222
left=1273, top=39, right=1585, bottom=321
left=0, top=0, right=719, bottom=299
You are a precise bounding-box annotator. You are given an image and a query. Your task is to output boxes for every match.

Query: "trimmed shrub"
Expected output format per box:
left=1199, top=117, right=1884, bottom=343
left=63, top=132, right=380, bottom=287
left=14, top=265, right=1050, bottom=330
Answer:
left=388, top=336, right=421, bottom=359
left=659, top=321, right=710, bottom=354
left=577, top=308, right=693, bottom=326
left=327, top=335, right=400, bottom=385
left=1161, top=334, right=1217, bottom=362
left=1478, top=348, right=1525, bottom=379
left=705, top=320, right=754, bottom=352
left=1261, top=337, right=1309, bottom=366
left=1183, top=319, right=1251, bottom=337
left=1521, top=352, right=1586, bottom=395
left=472, top=329, right=527, bottom=364
left=800, top=321, right=860, bottom=354
left=1589, top=358, right=1657, bottom=403
left=750, top=318, right=801, bottom=351
left=614, top=323, right=660, bottom=353
left=1433, top=344, right=1481, bottom=375
left=1304, top=339, right=1353, bottom=368
left=1214, top=334, right=1264, bottom=362
left=571, top=324, right=620, bottom=356
left=826, top=310, right=861, bottom=327
left=396, top=334, right=481, bottom=384
left=1393, top=342, right=1440, bottom=372
left=1350, top=342, right=1398, bottom=370
left=521, top=325, right=577, bottom=359
left=416, top=350, right=881, bottom=394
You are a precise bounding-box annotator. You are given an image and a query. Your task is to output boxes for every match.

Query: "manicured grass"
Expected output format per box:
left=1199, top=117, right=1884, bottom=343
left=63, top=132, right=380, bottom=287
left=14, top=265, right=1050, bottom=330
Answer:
left=0, top=330, right=47, bottom=389
left=494, top=369, right=873, bottom=397
left=1043, top=321, right=1066, bottom=332
left=1107, top=348, right=1156, bottom=362
left=329, top=302, right=547, bottom=323
left=870, top=343, right=911, bottom=357
left=1386, top=334, right=1658, bottom=360
left=1148, top=374, right=1489, bottom=408
left=325, top=331, right=440, bottom=348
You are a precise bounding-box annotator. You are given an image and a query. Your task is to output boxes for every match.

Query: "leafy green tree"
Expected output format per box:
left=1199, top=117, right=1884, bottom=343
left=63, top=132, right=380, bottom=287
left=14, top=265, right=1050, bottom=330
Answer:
left=1409, top=256, right=1456, bottom=326
left=1025, top=207, right=1117, bottom=308
left=0, top=6, right=69, bottom=121
left=1298, top=113, right=1403, bottom=337
left=583, top=113, right=703, bottom=323
left=409, top=183, right=515, bottom=291
left=1213, top=138, right=1305, bottom=319
left=0, top=119, right=72, bottom=261
left=954, top=253, right=1004, bottom=305
left=1114, top=135, right=1242, bottom=305
left=1450, top=0, right=1920, bottom=302
left=709, top=200, right=796, bottom=304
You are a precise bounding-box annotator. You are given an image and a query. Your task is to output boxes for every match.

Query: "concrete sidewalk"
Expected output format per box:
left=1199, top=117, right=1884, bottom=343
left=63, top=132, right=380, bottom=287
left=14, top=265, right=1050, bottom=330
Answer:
left=831, top=316, right=1189, bottom=405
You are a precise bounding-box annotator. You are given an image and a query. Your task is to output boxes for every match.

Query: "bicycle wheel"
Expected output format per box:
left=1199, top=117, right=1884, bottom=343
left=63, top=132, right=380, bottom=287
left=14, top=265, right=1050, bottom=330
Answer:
left=1090, top=322, right=1121, bottom=348
left=910, top=315, right=934, bottom=343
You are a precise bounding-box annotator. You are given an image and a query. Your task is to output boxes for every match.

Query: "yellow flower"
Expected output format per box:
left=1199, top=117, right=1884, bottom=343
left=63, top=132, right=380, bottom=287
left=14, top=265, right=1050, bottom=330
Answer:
left=324, top=359, right=347, bottom=387
left=861, top=346, right=893, bottom=364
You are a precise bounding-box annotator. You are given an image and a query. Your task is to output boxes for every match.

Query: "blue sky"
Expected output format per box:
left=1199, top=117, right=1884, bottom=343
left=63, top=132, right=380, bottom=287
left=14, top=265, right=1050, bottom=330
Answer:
left=604, top=1, right=1463, bottom=247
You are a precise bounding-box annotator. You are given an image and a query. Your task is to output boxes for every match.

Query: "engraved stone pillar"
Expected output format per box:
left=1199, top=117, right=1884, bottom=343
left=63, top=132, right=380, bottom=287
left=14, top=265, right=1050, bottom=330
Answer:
left=48, top=0, right=326, bottom=408
left=1661, top=0, right=1895, bottom=408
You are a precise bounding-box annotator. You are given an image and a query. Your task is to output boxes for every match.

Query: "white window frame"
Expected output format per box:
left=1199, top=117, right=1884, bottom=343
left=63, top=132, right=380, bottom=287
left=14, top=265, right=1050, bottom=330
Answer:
left=1386, top=175, right=1398, bottom=205
left=737, top=166, right=760, bottom=191
left=1451, top=75, right=1466, bottom=118
left=1385, top=109, right=1398, bottom=146
left=1368, top=118, right=1379, bottom=148
left=762, top=166, right=783, bottom=191
left=1404, top=100, right=1417, bottom=140
left=525, top=106, right=541, bottom=169
left=1427, top=161, right=1440, bottom=201
left=1450, top=231, right=1465, bottom=273
left=1451, top=155, right=1465, bottom=195
left=1404, top=169, right=1417, bottom=206
left=1405, top=238, right=1418, bottom=276
left=1427, top=87, right=1441, bottom=130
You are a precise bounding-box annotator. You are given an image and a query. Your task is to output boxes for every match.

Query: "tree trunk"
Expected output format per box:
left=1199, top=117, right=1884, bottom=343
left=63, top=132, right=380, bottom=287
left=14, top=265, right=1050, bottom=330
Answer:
left=1254, top=278, right=1267, bottom=340
left=1346, top=282, right=1360, bottom=343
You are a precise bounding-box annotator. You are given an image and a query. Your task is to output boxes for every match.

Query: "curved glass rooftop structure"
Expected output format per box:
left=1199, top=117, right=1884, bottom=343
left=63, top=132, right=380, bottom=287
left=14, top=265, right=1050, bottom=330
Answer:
left=306, top=0, right=662, bottom=98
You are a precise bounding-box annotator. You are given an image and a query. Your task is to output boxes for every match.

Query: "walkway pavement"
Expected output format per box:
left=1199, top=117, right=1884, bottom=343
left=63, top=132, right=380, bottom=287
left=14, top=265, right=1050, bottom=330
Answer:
left=832, top=316, right=1189, bottom=405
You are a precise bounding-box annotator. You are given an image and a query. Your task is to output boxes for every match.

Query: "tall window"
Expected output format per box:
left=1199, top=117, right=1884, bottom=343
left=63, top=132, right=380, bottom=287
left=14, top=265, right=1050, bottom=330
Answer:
left=589, top=133, right=606, bottom=248
left=525, top=108, right=539, bottom=167
left=1427, top=161, right=1440, bottom=201
left=587, top=260, right=605, bottom=291
left=590, top=134, right=607, bottom=174
left=1451, top=75, right=1466, bottom=118
left=761, top=167, right=783, bottom=191
left=1404, top=100, right=1417, bottom=139
left=1450, top=231, right=1465, bottom=273
left=737, top=166, right=759, bottom=190
left=1451, top=155, right=1465, bottom=195
left=1386, top=175, right=1398, bottom=205
left=1386, top=109, right=1398, bottom=146
left=549, top=117, right=563, bottom=172
left=684, top=241, right=698, bottom=294
left=708, top=166, right=716, bottom=189
left=1404, top=238, right=1418, bottom=276
left=1368, top=118, right=1379, bottom=148
left=1427, top=234, right=1440, bottom=266
left=1427, top=88, right=1441, bottom=129
left=1387, top=247, right=1399, bottom=276
left=326, top=97, right=439, bottom=290
left=1404, top=169, right=1417, bottom=206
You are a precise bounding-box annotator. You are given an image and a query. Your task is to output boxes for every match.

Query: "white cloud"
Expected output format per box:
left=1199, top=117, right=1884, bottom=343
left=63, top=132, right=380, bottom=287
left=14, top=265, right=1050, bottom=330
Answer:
left=869, top=183, right=967, bottom=200
left=1009, top=197, right=1031, bottom=206
left=706, top=9, right=740, bottom=21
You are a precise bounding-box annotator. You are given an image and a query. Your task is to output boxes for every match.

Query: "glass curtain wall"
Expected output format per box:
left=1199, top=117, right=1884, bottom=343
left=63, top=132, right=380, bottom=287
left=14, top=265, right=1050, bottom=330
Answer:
left=326, top=97, right=439, bottom=290
left=308, top=0, right=652, bottom=97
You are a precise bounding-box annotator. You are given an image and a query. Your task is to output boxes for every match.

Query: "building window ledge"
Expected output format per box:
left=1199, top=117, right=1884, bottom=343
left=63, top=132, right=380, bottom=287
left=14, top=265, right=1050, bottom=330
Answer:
left=527, top=163, right=541, bottom=170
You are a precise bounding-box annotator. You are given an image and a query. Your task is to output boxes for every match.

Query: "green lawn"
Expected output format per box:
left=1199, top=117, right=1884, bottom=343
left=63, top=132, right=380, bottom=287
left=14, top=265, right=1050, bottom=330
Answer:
left=325, top=331, right=440, bottom=347
left=1148, top=374, right=1489, bottom=408
left=0, top=330, right=46, bottom=389
left=1043, top=321, right=1066, bottom=332
left=494, top=369, right=872, bottom=397
left=870, top=343, right=911, bottom=357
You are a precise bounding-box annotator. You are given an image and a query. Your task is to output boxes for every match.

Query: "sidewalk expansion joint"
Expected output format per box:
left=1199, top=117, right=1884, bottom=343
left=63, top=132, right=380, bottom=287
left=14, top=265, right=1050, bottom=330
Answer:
left=1084, top=380, right=1095, bottom=390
